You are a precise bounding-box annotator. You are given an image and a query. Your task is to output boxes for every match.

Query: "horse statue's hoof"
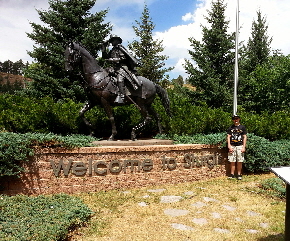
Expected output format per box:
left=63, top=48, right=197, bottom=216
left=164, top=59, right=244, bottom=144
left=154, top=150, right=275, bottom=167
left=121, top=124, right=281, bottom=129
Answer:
left=131, top=133, right=137, bottom=141
left=108, top=135, right=115, bottom=141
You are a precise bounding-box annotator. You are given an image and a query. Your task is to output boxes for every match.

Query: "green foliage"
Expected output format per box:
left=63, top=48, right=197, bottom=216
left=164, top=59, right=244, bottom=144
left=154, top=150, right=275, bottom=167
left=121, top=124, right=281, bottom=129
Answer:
left=157, top=132, right=290, bottom=173
left=154, top=89, right=231, bottom=135
left=128, top=4, right=173, bottom=86
left=0, top=132, right=97, bottom=177
left=0, top=133, right=34, bottom=177
left=184, top=0, right=235, bottom=108
left=25, top=0, right=112, bottom=101
left=242, top=110, right=290, bottom=140
left=241, top=10, right=272, bottom=73
left=0, top=194, right=93, bottom=241
left=260, top=178, right=286, bottom=199
left=239, top=54, right=290, bottom=113
left=3, top=92, right=290, bottom=142
left=244, top=134, right=290, bottom=172
left=156, top=132, right=226, bottom=146
left=0, top=94, right=82, bottom=134
left=0, top=59, right=29, bottom=75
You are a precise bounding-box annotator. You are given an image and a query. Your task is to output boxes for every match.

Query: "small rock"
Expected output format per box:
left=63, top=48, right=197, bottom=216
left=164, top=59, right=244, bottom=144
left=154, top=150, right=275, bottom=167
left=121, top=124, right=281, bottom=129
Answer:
left=211, top=212, right=222, bottom=219
left=171, top=223, right=194, bottom=231
left=204, top=197, right=219, bottom=202
left=246, top=229, right=259, bottom=234
left=147, top=189, right=166, bottom=193
left=247, top=210, right=261, bottom=216
left=191, top=202, right=207, bottom=208
left=260, top=223, right=269, bottom=228
left=138, top=202, right=148, bottom=207
left=222, top=205, right=236, bottom=211
left=213, top=228, right=230, bottom=233
left=235, top=217, right=244, bottom=222
left=192, top=218, right=208, bottom=225
left=184, top=191, right=195, bottom=196
left=160, top=196, right=183, bottom=203
left=164, top=209, right=190, bottom=217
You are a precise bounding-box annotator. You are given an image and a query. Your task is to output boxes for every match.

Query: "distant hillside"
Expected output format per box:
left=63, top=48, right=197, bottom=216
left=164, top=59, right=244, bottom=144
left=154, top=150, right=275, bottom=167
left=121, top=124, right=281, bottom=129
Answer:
left=0, top=72, right=32, bottom=87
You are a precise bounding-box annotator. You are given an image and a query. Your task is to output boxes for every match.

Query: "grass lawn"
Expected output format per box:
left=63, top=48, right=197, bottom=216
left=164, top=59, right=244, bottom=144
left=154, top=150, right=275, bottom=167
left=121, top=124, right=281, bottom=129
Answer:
left=70, top=173, right=285, bottom=241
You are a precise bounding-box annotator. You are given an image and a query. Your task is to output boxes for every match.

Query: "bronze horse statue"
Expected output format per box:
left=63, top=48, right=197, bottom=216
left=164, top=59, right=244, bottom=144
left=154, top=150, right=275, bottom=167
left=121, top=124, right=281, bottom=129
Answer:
left=64, top=42, right=170, bottom=140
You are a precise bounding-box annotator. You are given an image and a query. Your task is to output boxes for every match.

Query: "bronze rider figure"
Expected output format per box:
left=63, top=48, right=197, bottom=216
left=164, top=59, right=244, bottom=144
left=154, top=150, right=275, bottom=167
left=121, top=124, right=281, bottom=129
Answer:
left=102, top=35, right=141, bottom=103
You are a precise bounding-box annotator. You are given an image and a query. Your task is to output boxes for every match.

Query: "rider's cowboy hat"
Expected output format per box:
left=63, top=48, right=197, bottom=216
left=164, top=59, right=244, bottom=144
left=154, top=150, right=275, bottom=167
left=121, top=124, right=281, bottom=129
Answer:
left=109, top=34, right=122, bottom=44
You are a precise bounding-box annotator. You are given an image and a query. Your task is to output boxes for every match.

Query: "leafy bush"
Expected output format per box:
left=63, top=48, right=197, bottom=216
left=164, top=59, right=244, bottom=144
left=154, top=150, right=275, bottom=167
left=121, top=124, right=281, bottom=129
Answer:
left=156, top=132, right=226, bottom=145
left=244, top=134, right=290, bottom=172
left=260, top=177, right=286, bottom=199
left=3, top=93, right=290, bottom=141
left=157, top=133, right=290, bottom=173
left=1, top=92, right=290, bottom=140
left=0, top=194, right=93, bottom=241
left=0, top=132, right=97, bottom=177
left=242, top=110, right=290, bottom=140
left=0, top=94, right=81, bottom=134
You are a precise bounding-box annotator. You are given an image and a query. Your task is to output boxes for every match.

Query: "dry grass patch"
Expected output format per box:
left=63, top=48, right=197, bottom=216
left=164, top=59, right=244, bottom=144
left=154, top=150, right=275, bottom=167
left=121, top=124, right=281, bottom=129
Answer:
left=71, top=173, right=285, bottom=241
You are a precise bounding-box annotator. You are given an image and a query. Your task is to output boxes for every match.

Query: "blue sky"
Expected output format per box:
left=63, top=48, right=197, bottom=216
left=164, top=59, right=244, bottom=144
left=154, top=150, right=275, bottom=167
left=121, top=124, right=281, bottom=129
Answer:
left=1, top=0, right=290, bottom=79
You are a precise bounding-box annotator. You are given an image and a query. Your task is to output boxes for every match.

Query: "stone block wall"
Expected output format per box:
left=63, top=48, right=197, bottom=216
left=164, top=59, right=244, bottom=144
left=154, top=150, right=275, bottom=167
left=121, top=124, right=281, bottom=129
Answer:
left=0, top=144, right=228, bottom=196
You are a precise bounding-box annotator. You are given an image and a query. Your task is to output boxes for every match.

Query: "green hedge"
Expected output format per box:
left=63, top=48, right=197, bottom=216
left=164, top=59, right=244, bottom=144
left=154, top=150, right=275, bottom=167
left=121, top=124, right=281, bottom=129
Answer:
left=157, top=133, right=290, bottom=173
left=0, top=132, right=97, bottom=177
left=2, top=93, right=290, bottom=140
left=260, top=177, right=286, bottom=199
left=245, top=134, right=290, bottom=172
left=0, top=194, right=92, bottom=241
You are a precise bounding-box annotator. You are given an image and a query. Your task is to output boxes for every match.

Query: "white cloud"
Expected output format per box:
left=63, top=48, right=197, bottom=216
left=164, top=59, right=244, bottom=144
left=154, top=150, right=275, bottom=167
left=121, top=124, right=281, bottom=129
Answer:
left=1, top=0, right=290, bottom=80
left=154, top=0, right=290, bottom=79
left=182, top=13, right=194, bottom=22
left=0, top=0, right=49, bottom=62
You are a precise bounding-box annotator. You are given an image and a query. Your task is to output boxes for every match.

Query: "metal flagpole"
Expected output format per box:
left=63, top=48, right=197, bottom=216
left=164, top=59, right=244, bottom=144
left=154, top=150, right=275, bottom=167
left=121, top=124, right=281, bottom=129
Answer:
left=233, top=0, right=239, bottom=116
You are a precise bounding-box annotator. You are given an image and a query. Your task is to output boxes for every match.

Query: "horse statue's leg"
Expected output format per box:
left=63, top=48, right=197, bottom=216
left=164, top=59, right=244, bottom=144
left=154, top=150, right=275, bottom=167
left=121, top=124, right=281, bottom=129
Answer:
left=131, top=101, right=152, bottom=141
left=80, top=101, right=95, bottom=136
left=148, top=106, right=163, bottom=134
left=101, top=97, right=117, bottom=141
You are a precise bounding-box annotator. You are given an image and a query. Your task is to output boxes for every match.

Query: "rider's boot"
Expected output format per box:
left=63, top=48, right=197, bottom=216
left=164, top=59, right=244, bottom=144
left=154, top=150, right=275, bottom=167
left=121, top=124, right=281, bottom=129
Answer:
left=115, top=81, right=126, bottom=104
left=132, top=73, right=140, bottom=90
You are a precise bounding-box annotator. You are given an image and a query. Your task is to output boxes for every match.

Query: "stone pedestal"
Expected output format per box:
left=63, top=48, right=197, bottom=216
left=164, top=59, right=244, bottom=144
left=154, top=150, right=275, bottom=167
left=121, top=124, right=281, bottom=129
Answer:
left=0, top=140, right=228, bottom=196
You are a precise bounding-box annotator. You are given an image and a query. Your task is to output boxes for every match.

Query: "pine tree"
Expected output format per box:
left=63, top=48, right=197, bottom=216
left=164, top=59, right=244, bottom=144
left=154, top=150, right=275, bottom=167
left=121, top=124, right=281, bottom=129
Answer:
left=128, top=4, right=173, bottom=86
left=239, top=10, right=274, bottom=112
left=184, top=0, right=235, bottom=108
left=242, top=10, right=272, bottom=73
left=25, top=0, right=111, bottom=101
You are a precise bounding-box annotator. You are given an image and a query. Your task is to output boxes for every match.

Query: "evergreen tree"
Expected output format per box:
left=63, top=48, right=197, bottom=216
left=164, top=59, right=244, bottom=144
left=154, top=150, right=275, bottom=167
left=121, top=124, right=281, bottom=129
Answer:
left=239, top=10, right=273, bottom=112
left=241, top=10, right=272, bottom=73
left=1, top=60, right=14, bottom=74
left=172, top=75, right=184, bottom=87
left=0, top=60, right=28, bottom=75
left=25, top=0, right=111, bottom=101
left=12, top=60, right=26, bottom=75
left=184, top=0, right=235, bottom=108
left=128, top=4, right=173, bottom=86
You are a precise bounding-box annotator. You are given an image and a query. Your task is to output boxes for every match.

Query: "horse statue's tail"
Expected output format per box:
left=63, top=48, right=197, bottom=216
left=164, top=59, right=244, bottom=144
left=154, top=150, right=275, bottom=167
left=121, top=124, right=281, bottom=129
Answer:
left=155, top=84, right=172, bottom=117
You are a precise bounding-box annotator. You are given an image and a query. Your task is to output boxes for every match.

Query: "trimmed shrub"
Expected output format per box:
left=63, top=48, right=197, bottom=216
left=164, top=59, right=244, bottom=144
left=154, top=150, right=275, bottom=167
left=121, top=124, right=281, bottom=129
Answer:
left=2, top=93, right=290, bottom=141
left=0, top=132, right=97, bottom=177
left=0, top=194, right=93, bottom=241
left=157, top=133, right=290, bottom=173
left=245, top=134, right=290, bottom=172
left=260, top=177, right=286, bottom=199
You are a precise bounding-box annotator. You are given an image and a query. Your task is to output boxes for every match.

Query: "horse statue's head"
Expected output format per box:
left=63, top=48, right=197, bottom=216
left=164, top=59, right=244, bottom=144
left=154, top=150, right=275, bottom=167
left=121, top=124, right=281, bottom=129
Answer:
left=64, top=42, right=81, bottom=73
left=64, top=41, right=102, bottom=74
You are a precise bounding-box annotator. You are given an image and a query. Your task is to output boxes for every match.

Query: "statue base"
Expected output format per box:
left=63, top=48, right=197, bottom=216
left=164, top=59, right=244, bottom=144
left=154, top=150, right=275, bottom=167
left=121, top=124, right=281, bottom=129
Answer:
left=93, top=138, right=174, bottom=146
